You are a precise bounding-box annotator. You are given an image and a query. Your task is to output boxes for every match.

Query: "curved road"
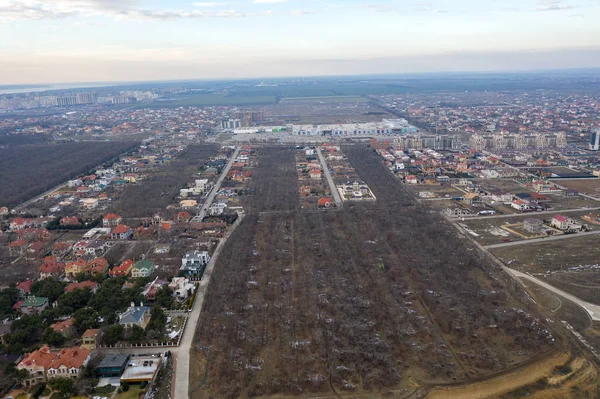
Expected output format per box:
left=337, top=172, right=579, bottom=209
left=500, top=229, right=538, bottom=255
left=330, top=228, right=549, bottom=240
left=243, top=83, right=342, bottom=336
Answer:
left=504, top=267, right=600, bottom=321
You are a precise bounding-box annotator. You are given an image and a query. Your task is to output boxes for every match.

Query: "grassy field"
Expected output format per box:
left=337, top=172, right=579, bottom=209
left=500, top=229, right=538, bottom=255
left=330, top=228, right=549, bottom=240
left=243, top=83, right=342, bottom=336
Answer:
left=280, top=95, right=365, bottom=103
left=142, top=93, right=277, bottom=108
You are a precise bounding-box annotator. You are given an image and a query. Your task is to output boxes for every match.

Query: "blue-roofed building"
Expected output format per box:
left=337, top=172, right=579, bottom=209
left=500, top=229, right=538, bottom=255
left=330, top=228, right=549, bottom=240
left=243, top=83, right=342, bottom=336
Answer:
left=118, top=303, right=150, bottom=328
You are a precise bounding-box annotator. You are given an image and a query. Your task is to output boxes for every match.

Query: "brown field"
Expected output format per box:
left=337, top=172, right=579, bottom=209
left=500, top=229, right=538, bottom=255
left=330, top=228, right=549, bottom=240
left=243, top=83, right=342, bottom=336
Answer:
left=556, top=178, right=600, bottom=197
left=190, top=145, right=559, bottom=399
left=490, top=235, right=600, bottom=305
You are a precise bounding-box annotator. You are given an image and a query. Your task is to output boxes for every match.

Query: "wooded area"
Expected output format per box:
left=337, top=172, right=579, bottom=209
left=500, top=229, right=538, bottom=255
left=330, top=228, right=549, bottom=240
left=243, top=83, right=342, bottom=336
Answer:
left=190, top=145, right=557, bottom=398
left=0, top=141, right=138, bottom=207
left=110, top=144, right=218, bottom=217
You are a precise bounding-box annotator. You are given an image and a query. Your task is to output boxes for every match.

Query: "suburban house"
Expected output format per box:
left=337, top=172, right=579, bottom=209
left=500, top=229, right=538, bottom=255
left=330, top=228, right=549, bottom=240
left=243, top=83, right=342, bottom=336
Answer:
left=96, top=354, right=130, bottom=377
left=85, top=258, right=109, bottom=276
left=39, top=257, right=65, bottom=279
left=81, top=329, right=101, bottom=349
left=142, top=277, right=168, bottom=302
left=551, top=215, right=570, bottom=230
left=8, top=240, right=29, bottom=257
left=511, top=199, right=529, bottom=211
left=180, top=251, right=211, bottom=277
left=109, top=259, right=134, bottom=277
left=64, top=259, right=87, bottom=277
left=110, top=225, right=133, bottom=240
left=103, top=214, right=123, bottom=227
left=523, top=218, right=543, bottom=234
left=15, top=280, right=33, bottom=298
left=64, top=281, right=99, bottom=294
left=17, top=346, right=90, bottom=386
left=444, top=206, right=471, bottom=218
left=209, top=202, right=227, bottom=216
left=131, top=260, right=155, bottom=278
left=50, top=318, right=75, bottom=338
left=317, top=197, right=334, bottom=208
left=16, top=296, right=49, bottom=315
left=59, top=216, right=79, bottom=226
left=168, top=277, right=196, bottom=301
left=309, top=169, right=322, bottom=180
left=118, top=303, right=150, bottom=328
left=462, top=193, right=482, bottom=206
left=10, top=218, right=32, bottom=230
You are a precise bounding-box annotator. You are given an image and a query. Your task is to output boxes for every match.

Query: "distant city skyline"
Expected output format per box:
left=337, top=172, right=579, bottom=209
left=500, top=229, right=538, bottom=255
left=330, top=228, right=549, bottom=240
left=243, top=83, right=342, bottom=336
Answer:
left=1, top=0, right=600, bottom=84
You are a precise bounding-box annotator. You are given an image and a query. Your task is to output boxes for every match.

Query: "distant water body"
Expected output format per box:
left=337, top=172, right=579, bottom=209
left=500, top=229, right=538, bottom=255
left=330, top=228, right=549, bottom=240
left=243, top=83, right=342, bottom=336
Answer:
left=0, top=82, right=118, bottom=95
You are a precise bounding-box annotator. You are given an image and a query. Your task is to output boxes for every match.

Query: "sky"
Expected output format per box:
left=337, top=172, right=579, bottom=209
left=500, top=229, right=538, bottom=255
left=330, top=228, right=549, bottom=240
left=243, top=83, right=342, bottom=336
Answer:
left=1, top=0, right=600, bottom=84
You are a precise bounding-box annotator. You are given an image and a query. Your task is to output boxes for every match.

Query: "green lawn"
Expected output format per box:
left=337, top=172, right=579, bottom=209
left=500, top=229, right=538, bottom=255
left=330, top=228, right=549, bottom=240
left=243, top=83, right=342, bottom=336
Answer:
left=115, top=386, right=142, bottom=399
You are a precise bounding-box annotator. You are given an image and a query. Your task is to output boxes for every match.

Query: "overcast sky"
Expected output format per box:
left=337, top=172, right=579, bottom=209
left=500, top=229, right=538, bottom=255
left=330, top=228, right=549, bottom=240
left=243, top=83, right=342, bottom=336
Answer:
left=1, top=0, right=599, bottom=84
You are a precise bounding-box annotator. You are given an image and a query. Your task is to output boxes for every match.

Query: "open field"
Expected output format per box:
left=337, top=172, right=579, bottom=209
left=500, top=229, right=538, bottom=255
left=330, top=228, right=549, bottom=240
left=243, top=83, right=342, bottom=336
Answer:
left=0, top=141, right=138, bottom=208
left=140, top=94, right=277, bottom=108
left=461, top=210, right=598, bottom=246
left=556, top=178, right=600, bottom=197
left=490, top=234, right=600, bottom=305
left=190, top=145, right=557, bottom=398
left=280, top=96, right=366, bottom=103
left=110, top=144, right=219, bottom=217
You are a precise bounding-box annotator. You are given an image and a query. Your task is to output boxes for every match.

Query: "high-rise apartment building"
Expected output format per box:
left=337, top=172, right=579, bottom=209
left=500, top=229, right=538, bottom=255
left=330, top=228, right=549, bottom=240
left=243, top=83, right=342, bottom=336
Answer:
left=590, top=131, right=600, bottom=151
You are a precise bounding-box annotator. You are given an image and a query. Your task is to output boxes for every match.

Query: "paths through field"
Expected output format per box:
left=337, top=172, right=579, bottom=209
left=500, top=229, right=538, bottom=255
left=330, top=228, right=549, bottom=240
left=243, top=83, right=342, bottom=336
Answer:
left=465, top=207, right=594, bottom=221
left=316, top=147, right=343, bottom=207
left=503, top=267, right=600, bottom=321
left=196, top=147, right=240, bottom=220
left=484, top=229, right=600, bottom=249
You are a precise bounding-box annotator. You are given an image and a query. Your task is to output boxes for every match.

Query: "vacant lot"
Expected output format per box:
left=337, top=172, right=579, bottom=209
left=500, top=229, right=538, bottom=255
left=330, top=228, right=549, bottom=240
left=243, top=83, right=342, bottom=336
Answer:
left=190, top=145, right=557, bottom=398
left=0, top=141, right=138, bottom=207
left=110, top=144, right=218, bottom=217
left=556, top=178, right=600, bottom=197
left=491, top=235, right=600, bottom=305
left=142, top=94, right=277, bottom=108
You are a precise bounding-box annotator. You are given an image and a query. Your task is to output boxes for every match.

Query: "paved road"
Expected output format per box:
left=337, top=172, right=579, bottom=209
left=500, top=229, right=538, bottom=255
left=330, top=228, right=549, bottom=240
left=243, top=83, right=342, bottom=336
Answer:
left=316, top=148, right=343, bottom=207
left=95, top=215, right=246, bottom=399
left=464, top=207, right=594, bottom=221
left=504, top=267, right=600, bottom=321
left=484, top=229, right=600, bottom=249
left=196, top=147, right=240, bottom=220
left=173, top=213, right=244, bottom=399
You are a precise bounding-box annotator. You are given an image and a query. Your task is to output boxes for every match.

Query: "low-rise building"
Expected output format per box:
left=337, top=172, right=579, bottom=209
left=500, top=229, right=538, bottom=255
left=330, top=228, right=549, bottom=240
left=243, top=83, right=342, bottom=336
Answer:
left=168, top=277, right=195, bottom=301
left=180, top=251, right=210, bottom=277
left=110, top=224, right=133, bottom=240
left=523, top=218, right=543, bottom=234
left=97, top=354, right=130, bottom=377
left=118, top=303, right=150, bottom=328
left=16, top=346, right=90, bottom=386
left=131, top=260, right=154, bottom=278
left=81, top=329, right=101, bottom=349
left=17, top=296, right=49, bottom=315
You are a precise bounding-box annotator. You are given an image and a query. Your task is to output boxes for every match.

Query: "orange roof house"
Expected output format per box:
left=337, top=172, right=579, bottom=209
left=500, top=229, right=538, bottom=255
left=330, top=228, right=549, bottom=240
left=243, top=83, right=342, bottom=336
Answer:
left=64, top=259, right=87, bottom=277
left=85, top=258, right=109, bottom=276
left=109, top=259, right=134, bottom=277
left=50, top=318, right=75, bottom=338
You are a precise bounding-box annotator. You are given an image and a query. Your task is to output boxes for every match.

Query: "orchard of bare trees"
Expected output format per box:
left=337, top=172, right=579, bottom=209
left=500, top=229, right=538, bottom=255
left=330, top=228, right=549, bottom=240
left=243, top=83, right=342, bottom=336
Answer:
left=190, top=145, right=557, bottom=398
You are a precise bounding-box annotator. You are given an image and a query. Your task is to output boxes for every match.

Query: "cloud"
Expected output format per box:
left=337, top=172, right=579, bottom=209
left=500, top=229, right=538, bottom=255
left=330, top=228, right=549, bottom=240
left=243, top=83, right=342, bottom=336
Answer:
left=289, top=10, right=316, bottom=15
left=0, top=0, right=270, bottom=20
left=535, top=0, right=576, bottom=11
left=358, top=4, right=448, bottom=14
left=192, top=2, right=224, bottom=7
left=252, top=0, right=287, bottom=3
